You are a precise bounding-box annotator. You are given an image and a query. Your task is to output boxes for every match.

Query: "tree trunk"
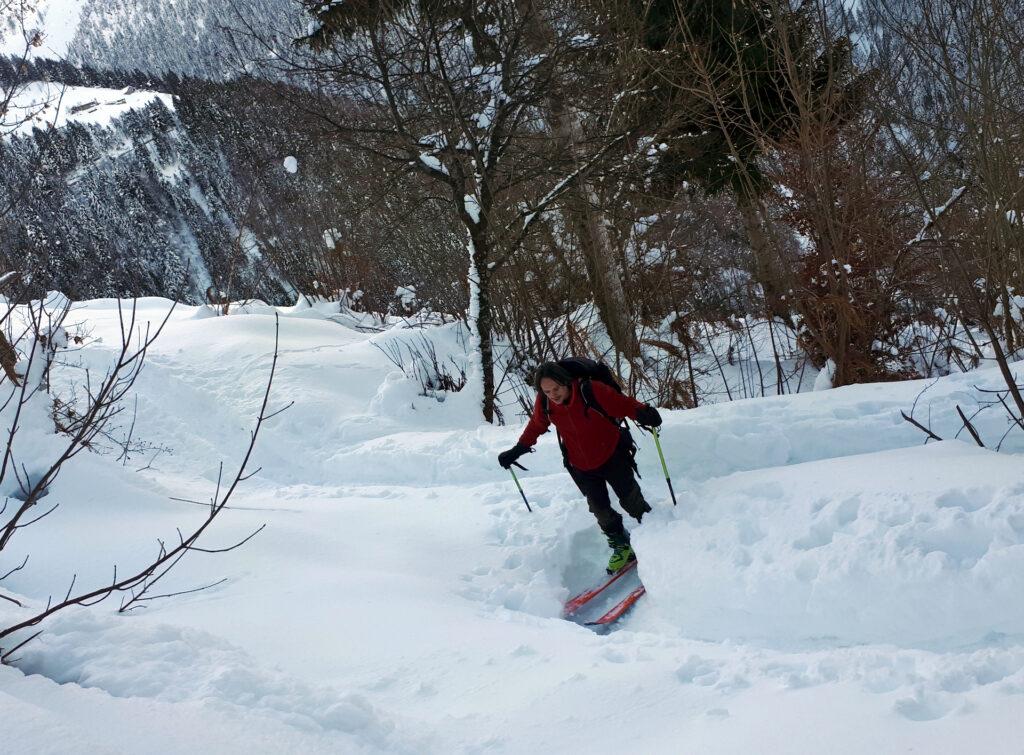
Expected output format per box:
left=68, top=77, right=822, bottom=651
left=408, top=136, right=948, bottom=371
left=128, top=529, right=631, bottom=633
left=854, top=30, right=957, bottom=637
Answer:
left=468, top=228, right=496, bottom=423
left=568, top=186, right=638, bottom=364
left=1000, top=287, right=1017, bottom=356
left=524, top=4, right=634, bottom=366
left=737, top=194, right=791, bottom=326
left=517, top=4, right=637, bottom=371
left=545, top=99, right=638, bottom=368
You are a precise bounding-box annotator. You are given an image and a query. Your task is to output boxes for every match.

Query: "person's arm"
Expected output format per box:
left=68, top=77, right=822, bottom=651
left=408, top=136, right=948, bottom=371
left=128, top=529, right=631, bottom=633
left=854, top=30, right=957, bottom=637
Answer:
left=591, top=381, right=662, bottom=426
left=499, top=394, right=549, bottom=469
left=517, top=393, right=551, bottom=447
left=590, top=381, right=645, bottom=420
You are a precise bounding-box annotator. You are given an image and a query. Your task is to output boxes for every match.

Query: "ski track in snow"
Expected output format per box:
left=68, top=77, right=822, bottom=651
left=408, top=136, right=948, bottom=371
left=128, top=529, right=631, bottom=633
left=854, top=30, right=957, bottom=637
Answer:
left=3, top=298, right=1024, bottom=753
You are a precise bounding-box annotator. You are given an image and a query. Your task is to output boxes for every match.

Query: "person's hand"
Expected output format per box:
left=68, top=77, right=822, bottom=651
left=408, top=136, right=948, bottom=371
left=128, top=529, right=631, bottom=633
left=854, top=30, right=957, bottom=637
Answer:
left=635, top=405, right=662, bottom=428
left=498, top=444, right=530, bottom=469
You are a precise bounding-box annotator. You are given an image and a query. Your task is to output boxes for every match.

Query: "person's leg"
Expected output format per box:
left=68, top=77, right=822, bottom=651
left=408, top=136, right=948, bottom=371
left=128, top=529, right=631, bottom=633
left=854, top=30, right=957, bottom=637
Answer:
left=570, top=465, right=635, bottom=573
left=602, top=436, right=652, bottom=523
left=568, top=465, right=627, bottom=538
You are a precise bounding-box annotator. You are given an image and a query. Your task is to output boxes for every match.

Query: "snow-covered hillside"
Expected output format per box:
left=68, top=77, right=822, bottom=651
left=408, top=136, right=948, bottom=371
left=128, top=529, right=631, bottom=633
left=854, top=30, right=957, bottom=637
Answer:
left=0, top=0, right=85, bottom=59
left=73, top=0, right=298, bottom=79
left=2, top=0, right=297, bottom=80
left=2, top=298, right=1024, bottom=753
left=5, top=81, right=175, bottom=135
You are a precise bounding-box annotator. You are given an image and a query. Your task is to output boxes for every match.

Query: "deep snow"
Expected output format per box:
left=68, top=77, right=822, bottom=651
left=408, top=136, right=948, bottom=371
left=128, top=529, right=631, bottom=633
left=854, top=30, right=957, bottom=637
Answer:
left=2, top=298, right=1024, bottom=753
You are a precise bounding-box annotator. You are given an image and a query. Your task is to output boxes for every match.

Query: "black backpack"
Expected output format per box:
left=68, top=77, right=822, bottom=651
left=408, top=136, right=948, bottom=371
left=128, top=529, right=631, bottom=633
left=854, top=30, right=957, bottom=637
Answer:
left=539, top=357, right=639, bottom=474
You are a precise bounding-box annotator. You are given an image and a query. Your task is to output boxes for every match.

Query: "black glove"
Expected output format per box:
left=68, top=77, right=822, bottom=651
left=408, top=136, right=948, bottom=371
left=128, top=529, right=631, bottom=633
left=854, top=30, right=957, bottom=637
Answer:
left=635, top=405, right=662, bottom=428
left=498, top=443, right=531, bottom=469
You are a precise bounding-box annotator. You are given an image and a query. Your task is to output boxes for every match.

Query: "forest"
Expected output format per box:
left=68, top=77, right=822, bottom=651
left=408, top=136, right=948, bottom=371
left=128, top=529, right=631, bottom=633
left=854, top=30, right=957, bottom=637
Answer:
left=2, top=0, right=1023, bottom=420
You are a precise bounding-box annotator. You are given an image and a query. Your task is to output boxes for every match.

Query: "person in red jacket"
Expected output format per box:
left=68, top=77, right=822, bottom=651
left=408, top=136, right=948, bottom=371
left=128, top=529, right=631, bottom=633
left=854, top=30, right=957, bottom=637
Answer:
left=498, top=362, right=662, bottom=573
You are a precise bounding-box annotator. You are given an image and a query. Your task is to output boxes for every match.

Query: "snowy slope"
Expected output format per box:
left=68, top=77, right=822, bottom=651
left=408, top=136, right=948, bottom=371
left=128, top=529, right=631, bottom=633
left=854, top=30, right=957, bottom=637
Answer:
left=0, top=0, right=85, bottom=59
left=2, top=298, right=1024, bottom=753
left=2, top=0, right=296, bottom=80
left=68, top=0, right=299, bottom=79
left=4, top=82, right=175, bottom=136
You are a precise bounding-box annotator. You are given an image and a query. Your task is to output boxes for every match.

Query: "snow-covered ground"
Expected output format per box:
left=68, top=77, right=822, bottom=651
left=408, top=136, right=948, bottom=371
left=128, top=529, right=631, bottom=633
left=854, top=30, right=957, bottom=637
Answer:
left=0, top=0, right=85, bottom=59
left=2, top=82, right=174, bottom=137
left=2, top=298, right=1024, bottom=753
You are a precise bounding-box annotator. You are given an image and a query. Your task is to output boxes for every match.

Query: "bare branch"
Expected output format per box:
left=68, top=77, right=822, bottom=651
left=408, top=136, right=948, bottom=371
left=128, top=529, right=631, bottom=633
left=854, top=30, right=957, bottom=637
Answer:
left=901, top=411, right=943, bottom=442
left=0, top=630, right=42, bottom=665
left=0, top=314, right=280, bottom=646
left=0, top=554, right=29, bottom=581
left=956, top=405, right=985, bottom=448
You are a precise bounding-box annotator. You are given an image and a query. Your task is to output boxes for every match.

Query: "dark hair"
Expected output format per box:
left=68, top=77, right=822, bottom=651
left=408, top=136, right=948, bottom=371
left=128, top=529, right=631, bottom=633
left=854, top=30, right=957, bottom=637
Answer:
left=533, top=361, right=573, bottom=391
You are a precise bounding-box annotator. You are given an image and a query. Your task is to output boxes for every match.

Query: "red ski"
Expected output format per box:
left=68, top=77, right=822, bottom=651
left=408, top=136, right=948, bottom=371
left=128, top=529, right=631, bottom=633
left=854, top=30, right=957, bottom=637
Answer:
left=563, top=558, right=638, bottom=617
left=585, top=584, right=646, bottom=626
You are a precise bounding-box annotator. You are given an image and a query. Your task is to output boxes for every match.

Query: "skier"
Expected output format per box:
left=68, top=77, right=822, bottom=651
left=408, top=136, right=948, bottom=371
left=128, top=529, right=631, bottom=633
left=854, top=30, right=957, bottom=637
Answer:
left=498, top=361, right=662, bottom=573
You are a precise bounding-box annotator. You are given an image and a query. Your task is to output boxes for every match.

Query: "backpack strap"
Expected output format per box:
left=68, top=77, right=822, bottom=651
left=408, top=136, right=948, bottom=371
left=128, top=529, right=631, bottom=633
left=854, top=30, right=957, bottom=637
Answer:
left=580, top=379, right=641, bottom=477
left=579, top=378, right=615, bottom=425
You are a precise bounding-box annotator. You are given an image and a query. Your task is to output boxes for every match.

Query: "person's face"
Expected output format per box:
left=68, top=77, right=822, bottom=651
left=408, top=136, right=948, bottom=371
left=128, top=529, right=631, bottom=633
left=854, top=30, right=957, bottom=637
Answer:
left=540, top=377, right=571, bottom=405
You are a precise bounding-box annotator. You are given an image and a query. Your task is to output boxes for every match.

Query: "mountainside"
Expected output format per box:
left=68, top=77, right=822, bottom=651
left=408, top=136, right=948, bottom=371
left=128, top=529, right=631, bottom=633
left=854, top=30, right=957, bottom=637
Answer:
left=0, top=67, right=466, bottom=307
left=70, top=0, right=298, bottom=80
left=1, top=79, right=289, bottom=302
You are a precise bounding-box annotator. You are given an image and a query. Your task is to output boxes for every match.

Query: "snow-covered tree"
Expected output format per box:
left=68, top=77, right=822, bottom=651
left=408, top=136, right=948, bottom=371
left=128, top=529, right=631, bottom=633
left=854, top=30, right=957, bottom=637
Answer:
left=294, top=1, right=628, bottom=421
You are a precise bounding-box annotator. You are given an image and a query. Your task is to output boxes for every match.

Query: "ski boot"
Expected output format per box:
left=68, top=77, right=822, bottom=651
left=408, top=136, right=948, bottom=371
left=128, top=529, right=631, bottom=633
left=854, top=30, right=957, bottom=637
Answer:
left=605, top=532, right=635, bottom=574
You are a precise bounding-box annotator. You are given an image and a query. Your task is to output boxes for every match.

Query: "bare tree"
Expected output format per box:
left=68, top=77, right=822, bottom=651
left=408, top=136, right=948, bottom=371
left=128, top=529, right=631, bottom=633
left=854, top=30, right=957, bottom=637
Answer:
left=0, top=297, right=280, bottom=661
left=869, top=0, right=1024, bottom=418
left=282, top=1, right=628, bottom=421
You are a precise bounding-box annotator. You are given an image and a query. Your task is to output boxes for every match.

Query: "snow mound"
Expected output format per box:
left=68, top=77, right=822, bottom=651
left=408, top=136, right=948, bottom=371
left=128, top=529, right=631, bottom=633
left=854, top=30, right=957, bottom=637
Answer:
left=635, top=442, right=1024, bottom=648
left=13, top=610, right=422, bottom=752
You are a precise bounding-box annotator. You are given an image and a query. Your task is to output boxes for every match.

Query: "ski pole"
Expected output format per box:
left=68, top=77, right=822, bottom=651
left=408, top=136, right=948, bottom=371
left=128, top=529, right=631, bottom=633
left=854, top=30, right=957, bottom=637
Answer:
left=652, top=428, right=677, bottom=506
left=508, top=465, right=533, bottom=513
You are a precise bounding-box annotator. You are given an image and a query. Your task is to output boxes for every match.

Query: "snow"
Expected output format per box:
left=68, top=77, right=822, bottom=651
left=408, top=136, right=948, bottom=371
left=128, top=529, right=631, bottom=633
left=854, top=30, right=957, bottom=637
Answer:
left=911, top=186, right=968, bottom=244
left=323, top=228, right=341, bottom=249
left=393, top=285, right=417, bottom=310
left=813, top=358, right=836, bottom=390
left=2, top=82, right=175, bottom=138
left=0, top=0, right=85, bottom=59
left=3, top=296, right=1024, bottom=753
left=463, top=193, right=481, bottom=225
left=418, top=152, right=447, bottom=175
left=283, top=155, right=298, bottom=174
left=638, top=441, right=1024, bottom=646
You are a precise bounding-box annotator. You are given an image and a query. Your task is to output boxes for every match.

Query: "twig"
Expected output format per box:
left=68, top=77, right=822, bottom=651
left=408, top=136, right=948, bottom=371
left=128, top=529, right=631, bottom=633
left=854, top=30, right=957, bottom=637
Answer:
left=0, top=554, right=28, bottom=580
left=901, top=411, right=943, bottom=442
left=122, top=577, right=229, bottom=609
left=0, top=314, right=281, bottom=645
left=956, top=405, right=985, bottom=448
left=0, top=630, right=42, bottom=665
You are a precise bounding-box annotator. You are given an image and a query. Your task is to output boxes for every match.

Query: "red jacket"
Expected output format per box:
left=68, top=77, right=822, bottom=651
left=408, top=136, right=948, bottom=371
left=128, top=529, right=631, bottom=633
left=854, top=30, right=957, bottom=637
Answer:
left=518, top=380, right=646, bottom=471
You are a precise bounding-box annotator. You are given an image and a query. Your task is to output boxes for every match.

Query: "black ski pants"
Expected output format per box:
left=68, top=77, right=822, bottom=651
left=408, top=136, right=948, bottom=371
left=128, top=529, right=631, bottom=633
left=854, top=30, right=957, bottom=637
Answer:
left=567, top=432, right=651, bottom=539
